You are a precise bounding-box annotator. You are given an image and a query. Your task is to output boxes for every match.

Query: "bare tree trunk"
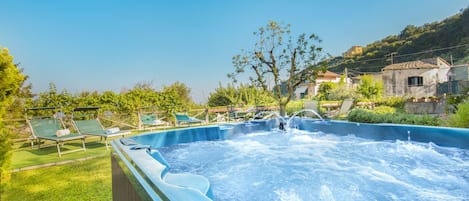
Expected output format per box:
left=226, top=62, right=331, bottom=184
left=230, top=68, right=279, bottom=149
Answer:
left=279, top=102, right=287, bottom=117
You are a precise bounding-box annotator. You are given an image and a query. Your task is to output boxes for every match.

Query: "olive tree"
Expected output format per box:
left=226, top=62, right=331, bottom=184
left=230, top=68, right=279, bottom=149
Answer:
left=356, top=74, right=383, bottom=100
left=0, top=47, right=26, bottom=196
left=229, top=21, right=327, bottom=116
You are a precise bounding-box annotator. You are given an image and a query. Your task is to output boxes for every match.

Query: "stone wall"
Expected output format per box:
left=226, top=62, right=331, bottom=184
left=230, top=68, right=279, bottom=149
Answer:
left=404, top=100, right=446, bottom=114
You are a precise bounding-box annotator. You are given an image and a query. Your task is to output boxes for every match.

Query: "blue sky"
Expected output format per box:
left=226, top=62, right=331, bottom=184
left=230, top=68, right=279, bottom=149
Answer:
left=1, top=0, right=467, bottom=103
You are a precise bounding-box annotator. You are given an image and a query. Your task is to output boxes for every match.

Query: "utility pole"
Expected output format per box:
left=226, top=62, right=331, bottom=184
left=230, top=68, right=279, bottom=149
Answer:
left=344, top=67, right=349, bottom=87
left=390, top=52, right=396, bottom=64
left=386, top=52, right=397, bottom=64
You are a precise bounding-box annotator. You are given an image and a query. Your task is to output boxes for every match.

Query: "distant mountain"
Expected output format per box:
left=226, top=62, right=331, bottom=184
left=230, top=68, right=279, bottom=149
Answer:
left=328, top=7, right=469, bottom=75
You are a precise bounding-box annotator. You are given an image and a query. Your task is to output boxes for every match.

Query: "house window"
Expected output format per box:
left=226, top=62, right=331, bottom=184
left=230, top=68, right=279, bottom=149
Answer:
left=408, top=76, right=423, bottom=87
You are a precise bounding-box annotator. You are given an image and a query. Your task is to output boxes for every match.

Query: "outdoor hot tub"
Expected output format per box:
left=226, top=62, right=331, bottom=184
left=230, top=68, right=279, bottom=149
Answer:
left=111, top=119, right=469, bottom=201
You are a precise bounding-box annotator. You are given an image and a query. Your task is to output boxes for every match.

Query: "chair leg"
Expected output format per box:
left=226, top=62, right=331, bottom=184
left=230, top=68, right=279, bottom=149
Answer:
left=105, top=137, right=109, bottom=151
left=31, top=139, right=35, bottom=149
left=82, top=138, right=86, bottom=151
left=56, top=142, right=62, bottom=158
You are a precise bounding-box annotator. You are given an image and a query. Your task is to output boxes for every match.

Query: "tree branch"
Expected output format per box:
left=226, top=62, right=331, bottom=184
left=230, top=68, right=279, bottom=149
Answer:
left=251, top=65, right=268, bottom=90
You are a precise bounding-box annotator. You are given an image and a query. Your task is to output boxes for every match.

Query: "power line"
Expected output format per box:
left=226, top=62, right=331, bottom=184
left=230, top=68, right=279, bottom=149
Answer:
left=327, top=43, right=469, bottom=69
left=394, top=44, right=469, bottom=58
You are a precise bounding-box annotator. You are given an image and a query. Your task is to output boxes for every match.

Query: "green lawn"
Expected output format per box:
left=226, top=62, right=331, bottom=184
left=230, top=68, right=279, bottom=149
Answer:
left=11, top=137, right=111, bottom=169
left=4, top=155, right=112, bottom=201
left=3, top=127, right=204, bottom=201
left=4, top=135, right=136, bottom=201
left=10, top=130, right=151, bottom=169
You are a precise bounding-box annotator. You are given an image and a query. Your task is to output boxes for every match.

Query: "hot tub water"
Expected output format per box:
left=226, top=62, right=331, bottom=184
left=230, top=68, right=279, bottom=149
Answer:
left=157, top=129, right=469, bottom=201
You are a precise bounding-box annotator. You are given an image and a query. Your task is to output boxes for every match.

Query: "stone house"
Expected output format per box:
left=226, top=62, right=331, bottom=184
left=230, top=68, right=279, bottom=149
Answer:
left=437, top=64, right=469, bottom=95
left=448, top=64, right=469, bottom=81
left=342, top=46, right=364, bottom=58
left=381, top=57, right=451, bottom=98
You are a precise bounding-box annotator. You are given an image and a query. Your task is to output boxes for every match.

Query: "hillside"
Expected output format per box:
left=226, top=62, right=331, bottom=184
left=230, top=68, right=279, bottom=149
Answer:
left=328, top=7, right=469, bottom=75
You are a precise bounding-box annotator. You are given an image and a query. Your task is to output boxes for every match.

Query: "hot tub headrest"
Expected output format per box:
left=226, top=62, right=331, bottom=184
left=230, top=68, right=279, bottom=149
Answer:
left=130, top=144, right=151, bottom=150
left=120, top=138, right=138, bottom=146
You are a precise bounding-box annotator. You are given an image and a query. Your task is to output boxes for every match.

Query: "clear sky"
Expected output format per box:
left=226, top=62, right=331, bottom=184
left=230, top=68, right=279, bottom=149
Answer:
left=1, top=0, right=467, bottom=103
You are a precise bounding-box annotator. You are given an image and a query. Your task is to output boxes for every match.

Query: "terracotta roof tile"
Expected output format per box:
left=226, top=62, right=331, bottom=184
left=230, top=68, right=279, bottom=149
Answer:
left=382, top=57, right=449, bottom=71
left=318, top=71, right=340, bottom=78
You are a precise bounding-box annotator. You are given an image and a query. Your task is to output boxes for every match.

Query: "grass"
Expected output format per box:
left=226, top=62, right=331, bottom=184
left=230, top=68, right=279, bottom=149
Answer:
left=3, top=155, right=112, bottom=201
left=3, top=127, right=196, bottom=200
left=3, top=124, right=215, bottom=200
left=10, top=129, right=153, bottom=169
left=3, top=137, right=115, bottom=201
left=12, top=137, right=111, bottom=169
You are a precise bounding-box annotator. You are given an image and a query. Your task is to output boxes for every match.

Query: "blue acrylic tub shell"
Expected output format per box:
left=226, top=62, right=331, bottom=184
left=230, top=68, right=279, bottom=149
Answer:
left=111, top=119, right=469, bottom=200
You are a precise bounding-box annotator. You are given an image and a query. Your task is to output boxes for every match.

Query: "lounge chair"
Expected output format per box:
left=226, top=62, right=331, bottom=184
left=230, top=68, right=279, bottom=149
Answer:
left=325, top=98, right=354, bottom=118
left=227, top=105, right=238, bottom=121
left=139, top=113, right=168, bottom=130
left=72, top=107, right=130, bottom=150
left=303, top=100, right=319, bottom=118
left=227, top=106, right=254, bottom=121
left=174, top=113, right=203, bottom=126
left=253, top=105, right=270, bottom=119
left=26, top=107, right=86, bottom=157
left=304, top=100, right=319, bottom=112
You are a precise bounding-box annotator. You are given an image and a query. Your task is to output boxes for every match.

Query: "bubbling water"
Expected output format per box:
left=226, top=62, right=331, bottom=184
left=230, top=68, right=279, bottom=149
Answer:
left=157, top=130, right=469, bottom=201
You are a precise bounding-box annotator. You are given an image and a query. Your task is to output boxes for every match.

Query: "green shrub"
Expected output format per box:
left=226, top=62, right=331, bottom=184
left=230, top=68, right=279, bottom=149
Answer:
left=372, top=106, right=396, bottom=114
left=376, top=97, right=406, bottom=109
left=286, top=100, right=304, bottom=115
left=445, top=100, right=469, bottom=128
left=347, top=109, right=375, bottom=123
left=445, top=95, right=468, bottom=113
left=347, top=108, right=440, bottom=126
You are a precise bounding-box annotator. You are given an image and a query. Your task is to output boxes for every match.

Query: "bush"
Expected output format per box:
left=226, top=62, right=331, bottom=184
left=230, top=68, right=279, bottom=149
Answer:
left=445, top=95, right=468, bottom=113
left=372, top=106, right=396, bottom=114
left=445, top=100, right=469, bottom=128
left=286, top=100, right=304, bottom=115
left=347, top=108, right=440, bottom=126
left=376, top=97, right=407, bottom=109
left=0, top=48, right=26, bottom=197
left=347, top=109, right=375, bottom=123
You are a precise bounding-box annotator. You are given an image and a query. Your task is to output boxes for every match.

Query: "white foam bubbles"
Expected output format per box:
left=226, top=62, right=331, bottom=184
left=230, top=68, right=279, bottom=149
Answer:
left=274, top=188, right=303, bottom=201
left=319, top=185, right=336, bottom=201
left=289, top=135, right=314, bottom=143
left=157, top=129, right=469, bottom=201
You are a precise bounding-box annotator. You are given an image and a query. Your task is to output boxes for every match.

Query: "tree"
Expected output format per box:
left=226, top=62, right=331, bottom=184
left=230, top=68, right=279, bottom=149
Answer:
left=207, top=83, right=238, bottom=107
left=207, top=83, right=275, bottom=107
left=316, top=81, right=337, bottom=100
left=445, top=99, right=469, bottom=128
left=0, top=47, right=26, bottom=197
left=229, top=21, right=327, bottom=116
left=32, top=83, right=74, bottom=113
left=162, top=81, right=192, bottom=105
left=237, top=84, right=275, bottom=106
left=325, top=75, right=356, bottom=101
left=120, top=83, right=160, bottom=114
left=5, top=71, right=33, bottom=121
left=157, top=86, right=185, bottom=123
left=356, top=74, right=383, bottom=100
